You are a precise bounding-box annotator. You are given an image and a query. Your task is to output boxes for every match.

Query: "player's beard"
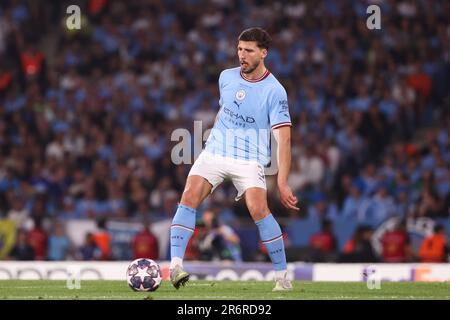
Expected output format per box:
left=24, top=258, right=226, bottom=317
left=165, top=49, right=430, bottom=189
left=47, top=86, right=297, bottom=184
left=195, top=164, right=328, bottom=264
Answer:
left=241, top=60, right=259, bottom=74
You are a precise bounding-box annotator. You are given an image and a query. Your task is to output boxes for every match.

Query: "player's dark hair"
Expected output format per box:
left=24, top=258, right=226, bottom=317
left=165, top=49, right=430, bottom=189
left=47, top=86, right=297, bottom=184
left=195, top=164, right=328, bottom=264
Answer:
left=238, top=27, right=272, bottom=49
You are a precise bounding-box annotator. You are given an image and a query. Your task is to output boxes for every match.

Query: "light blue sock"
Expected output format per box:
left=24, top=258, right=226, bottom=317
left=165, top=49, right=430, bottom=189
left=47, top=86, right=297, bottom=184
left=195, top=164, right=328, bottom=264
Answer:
left=170, top=204, right=197, bottom=260
left=256, top=214, right=287, bottom=271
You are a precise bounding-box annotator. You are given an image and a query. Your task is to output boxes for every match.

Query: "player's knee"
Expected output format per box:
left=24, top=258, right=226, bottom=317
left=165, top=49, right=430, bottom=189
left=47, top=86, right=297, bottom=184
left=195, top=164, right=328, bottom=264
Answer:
left=180, top=188, right=202, bottom=208
left=247, top=203, right=270, bottom=221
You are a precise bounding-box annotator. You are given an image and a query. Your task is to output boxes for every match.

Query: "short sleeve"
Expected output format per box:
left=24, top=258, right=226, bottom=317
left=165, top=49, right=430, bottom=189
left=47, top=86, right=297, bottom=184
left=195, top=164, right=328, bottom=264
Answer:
left=218, top=71, right=225, bottom=107
left=269, top=86, right=292, bottom=130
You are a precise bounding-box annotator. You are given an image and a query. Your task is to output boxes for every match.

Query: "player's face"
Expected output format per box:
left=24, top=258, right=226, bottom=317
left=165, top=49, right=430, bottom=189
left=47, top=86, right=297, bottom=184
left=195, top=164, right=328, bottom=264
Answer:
left=237, top=41, right=267, bottom=74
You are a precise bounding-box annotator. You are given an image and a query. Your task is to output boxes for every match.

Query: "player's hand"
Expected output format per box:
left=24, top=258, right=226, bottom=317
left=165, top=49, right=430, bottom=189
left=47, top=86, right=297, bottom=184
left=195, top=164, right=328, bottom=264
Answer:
left=278, top=183, right=299, bottom=211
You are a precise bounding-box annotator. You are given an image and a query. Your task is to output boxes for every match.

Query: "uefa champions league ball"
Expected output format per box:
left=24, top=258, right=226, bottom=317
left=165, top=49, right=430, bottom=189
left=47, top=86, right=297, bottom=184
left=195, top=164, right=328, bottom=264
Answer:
left=126, top=258, right=162, bottom=292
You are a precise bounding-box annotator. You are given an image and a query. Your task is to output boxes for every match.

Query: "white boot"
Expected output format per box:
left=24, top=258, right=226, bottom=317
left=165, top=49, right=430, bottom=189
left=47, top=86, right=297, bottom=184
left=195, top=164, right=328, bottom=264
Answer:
left=272, top=272, right=293, bottom=291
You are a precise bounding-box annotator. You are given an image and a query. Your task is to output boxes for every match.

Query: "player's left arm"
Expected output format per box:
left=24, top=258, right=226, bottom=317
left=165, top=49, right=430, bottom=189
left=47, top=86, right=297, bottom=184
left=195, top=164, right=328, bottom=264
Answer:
left=273, top=126, right=299, bottom=211
left=270, top=86, right=299, bottom=211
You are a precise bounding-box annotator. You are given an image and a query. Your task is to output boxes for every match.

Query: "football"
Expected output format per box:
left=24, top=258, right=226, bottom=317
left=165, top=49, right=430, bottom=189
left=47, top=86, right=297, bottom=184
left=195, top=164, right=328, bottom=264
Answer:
left=126, top=258, right=162, bottom=292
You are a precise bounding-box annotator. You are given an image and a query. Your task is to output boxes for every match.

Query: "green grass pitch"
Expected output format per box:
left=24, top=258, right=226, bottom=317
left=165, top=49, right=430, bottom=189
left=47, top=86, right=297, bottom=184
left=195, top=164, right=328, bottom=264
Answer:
left=1, top=280, right=450, bottom=300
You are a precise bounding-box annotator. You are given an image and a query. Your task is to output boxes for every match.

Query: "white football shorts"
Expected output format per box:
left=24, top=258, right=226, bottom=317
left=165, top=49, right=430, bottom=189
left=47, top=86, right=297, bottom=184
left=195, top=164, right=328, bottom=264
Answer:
left=188, top=151, right=267, bottom=201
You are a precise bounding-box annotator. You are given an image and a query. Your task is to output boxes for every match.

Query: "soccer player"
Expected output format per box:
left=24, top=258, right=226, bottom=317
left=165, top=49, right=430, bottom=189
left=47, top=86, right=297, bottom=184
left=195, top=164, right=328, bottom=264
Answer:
left=170, top=27, right=298, bottom=291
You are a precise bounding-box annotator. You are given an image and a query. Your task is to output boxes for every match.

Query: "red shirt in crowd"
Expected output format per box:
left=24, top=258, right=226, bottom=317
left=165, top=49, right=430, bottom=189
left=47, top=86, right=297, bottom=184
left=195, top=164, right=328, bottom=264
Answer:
left=20, top=52, right=44, bottom=77
left=132, top=230, right=159, bottom=260
left=27, top=228, right=48, bottom=260
left=407, top=72, right=432, bottom=97
left=381, top=230, right=409, bottom=262
left=0, top=71, right=12, bottom=92
left=89, top=0, right=108, bottom=15
left=310, top=231, right=336, bottom=253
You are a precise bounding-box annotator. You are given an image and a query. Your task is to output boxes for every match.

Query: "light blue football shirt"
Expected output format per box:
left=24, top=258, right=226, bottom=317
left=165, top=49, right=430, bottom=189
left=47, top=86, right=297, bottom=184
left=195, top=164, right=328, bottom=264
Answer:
left=204, top=67, right=292, bottom=166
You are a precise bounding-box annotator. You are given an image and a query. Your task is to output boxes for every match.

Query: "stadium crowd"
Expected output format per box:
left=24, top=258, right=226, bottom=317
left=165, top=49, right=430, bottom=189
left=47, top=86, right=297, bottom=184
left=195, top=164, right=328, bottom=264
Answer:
left=0, top=0, right=449, bottom=262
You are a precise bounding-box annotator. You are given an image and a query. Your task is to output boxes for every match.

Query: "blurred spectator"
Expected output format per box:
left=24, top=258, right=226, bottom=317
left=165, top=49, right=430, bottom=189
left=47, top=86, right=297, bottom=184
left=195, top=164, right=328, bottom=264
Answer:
left=416, top=189, right=446, bottom=218
left=293, top=145, right=325, bottom=190
left=341, top=180, right=371, bottom=221
left=195, top=209, right=242, bottom=262
left=47, top=221, right=71, bottom=260
left=308, top=193, right=339, bottom=221
left=358, top=104, right=391, bottom=159
left=340, top=225, right=379, bottom=263
left=8, top=229, right=35, bottom=260
left=335, top=125, right=365, bottom=170
left=88, top=0, right=109, bottom=18
left=27, top=217, right=48, bottom=260
left=184, top=226, right=201, bottom=261
left=132, top=220, right=159, bottom=260
left=360, top=163, right=380, bottom=196
left=367, top=183, right=396, bottom=223
left=6, top=196, right=29, bottom=230
left=78, top=232, right=102, bottom=260
left=0, top=64, right=12, bottom=98
left=419, top=224, right=449, bottom=263
left=309, top=219, right=337, bottom=262
left=19, top=42, right=46, bottom=90
left=92, top=218, right=112, bottom=260
left=381, top=220, right=414, bottom=263
left=392, top=76, right=416, bottom=107
left=333, top=173, right=354, bottom=209
left=394, top=188, right=414, bottom=218
left=0, top=219, right=17, bottom=259
left=406, top=62, right=432, bottom=99
left=59, top=197, right=79, bottom=220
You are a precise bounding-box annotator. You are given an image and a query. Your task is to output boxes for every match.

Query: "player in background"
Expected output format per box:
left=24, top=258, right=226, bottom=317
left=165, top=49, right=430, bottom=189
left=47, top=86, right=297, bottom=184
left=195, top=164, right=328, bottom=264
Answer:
left=169, top=27, right=298, bottom=291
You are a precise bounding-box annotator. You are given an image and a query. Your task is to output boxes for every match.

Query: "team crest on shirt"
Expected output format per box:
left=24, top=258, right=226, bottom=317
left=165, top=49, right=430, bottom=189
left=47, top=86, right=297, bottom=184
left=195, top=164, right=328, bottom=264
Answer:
left=235, top=89, right=246, bottom=101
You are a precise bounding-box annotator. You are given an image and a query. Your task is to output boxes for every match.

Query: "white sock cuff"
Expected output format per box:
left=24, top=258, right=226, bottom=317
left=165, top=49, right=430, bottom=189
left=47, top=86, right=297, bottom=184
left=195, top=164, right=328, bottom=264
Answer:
left=170, top=257, right=183, bottom=270
left=275, top=270, right=287, bottom=280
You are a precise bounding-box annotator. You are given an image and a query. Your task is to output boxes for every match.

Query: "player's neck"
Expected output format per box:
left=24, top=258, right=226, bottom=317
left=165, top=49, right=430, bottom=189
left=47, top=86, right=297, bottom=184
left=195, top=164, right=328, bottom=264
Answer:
left=240, top=64, right=269, bottom=82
